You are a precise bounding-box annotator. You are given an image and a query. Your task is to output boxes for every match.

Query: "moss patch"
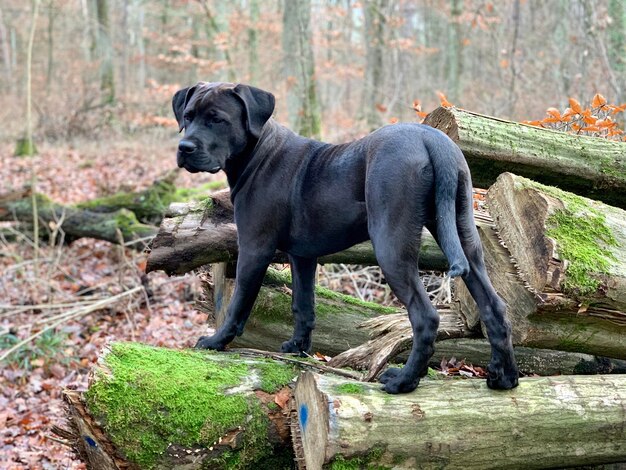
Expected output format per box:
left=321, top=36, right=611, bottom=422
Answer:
left=262, top=267, right=397, bottom=317
left=85, top=343, right=293, bottom=469
left=328, top=447, right=390, bottom=470
left=335, top=382, right=365, bottom=394
left=521, top=179, right=619, bottom=297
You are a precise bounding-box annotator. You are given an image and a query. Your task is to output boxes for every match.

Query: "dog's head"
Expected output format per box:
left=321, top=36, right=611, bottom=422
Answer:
left=172, top=82, right=275, bottom=174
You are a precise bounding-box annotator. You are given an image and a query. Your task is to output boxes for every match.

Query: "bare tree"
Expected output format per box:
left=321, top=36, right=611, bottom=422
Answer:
left=15, top=0, right=40, bottom=157
left=362, top=0, right=389, bottom=129
left=282, top=0, right=322, bottom=138
left=95, top=0, right=115, bottom=104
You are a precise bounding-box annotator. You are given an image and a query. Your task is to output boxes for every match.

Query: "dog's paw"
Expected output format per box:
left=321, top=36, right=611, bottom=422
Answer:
left=195, top=335, right=227, bottom=351
left=486, top=362, right=519, bottom=390
left=379, top=367, right=419, bottom=394
left=280, top=338, right=310, bottom=356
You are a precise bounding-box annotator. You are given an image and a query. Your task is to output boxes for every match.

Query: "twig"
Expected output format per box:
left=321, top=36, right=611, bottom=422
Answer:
left=230, top=347, right=364, bottom=380
left=0, top=286, right=143, bottom=362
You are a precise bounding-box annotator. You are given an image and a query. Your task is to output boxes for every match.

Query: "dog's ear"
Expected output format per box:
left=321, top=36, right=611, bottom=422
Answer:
left=172, top=86, right=197, bottom=132
left=233, top=84, right=275, bottom=139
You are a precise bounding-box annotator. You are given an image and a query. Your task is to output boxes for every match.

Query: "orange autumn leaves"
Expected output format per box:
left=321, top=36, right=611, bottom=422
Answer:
left=522, top=94, right=626, bottom=141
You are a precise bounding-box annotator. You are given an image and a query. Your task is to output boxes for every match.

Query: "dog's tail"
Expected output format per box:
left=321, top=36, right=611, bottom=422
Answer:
left=424, top=129, right=469, bottom=278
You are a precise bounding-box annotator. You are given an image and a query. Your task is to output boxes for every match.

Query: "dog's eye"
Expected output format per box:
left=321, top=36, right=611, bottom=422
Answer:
left=184, top=113, right=194, bottom=122
left=208, top=116, right=225, bottom=124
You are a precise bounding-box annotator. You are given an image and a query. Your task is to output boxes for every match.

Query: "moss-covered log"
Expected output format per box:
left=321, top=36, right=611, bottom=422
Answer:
left=424, top=107, right=626, bottom=209
left=454, top=172, right=626, bottom=358
left=210, top=265, right=475, bottom=356
left=145, top=190, right=449, bottom=275
left=0, top=189, right=156, bottom=247
left=294, top=371, right=626, bottom=469
left=63, top=343, right=297, bottom=470
left=76, top=171, right=225, bottom=225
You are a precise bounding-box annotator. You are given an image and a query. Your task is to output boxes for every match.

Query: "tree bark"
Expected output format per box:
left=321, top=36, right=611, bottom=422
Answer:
left=145, top=190, right=449, bottom=275
left=423, top=106, right=626, bottom=209
left=208, top=265, right=474, bottom=357
left=61, top=343, right=295, bottom=469
left=16, top=0, right=40, bottom=157
left=362, top=0, right=388, bottom=129
left=456, top=172, right=626, bottom=358
left=294, top=371, right=626, bottom=469
left=282, top=0, right=322, bottom=139
left=95, top=0, right=115, bottom=104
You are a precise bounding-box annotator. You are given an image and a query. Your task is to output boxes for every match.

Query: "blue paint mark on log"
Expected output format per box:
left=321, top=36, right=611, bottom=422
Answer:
left=84, top=435, right=97, bottom=447
left=299, top=403, right=308, bottom=432
left=215, top=290, right=222, bottom=312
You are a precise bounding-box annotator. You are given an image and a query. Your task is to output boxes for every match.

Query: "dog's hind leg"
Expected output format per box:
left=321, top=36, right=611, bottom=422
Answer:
left=196, top=249, right=274, bottom=350
left=281, top=255, right=317, bottom=355
left=453, top=173, right=519, bottom=389
left=367, top=176, right=439, bottom=394
left=374, top=237, right=439, bottom=394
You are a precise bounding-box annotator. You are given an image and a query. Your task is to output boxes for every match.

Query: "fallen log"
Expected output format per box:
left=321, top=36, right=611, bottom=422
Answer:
left=0, top=174, right=225, bottom=247
left=294, top=371, right=626, bottom=469
left=62, top=342, right=297, bottom=469
left=209, top=265, right=475, bottom=356
left=424, top=107, right=626, bottom=209
left=145, top=190, right=449, bottom=275
left=210, top=267, right=626, bottom=377
left=0, top=189, right=157, bottom=247
left=331, top=173, right=626, bottom=374
left=64, top=344, right=626, bottom=470
left=456, top=172, right=626, bottom=358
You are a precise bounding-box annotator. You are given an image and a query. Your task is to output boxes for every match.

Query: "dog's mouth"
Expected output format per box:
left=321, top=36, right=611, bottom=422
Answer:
left=177, top=155, right=221, bottom=174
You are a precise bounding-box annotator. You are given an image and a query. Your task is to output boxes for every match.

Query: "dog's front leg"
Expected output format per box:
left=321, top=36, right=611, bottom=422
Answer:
left=195, top=249, right=274, bottom=350
left=281, top=255, right=317, bottom=355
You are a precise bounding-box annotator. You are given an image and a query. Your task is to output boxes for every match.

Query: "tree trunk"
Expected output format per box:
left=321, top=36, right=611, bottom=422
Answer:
left=247, top=0, right=260, bottom=85
left=282, top=0, right=322, bottom=139
left=16, top=0, right=40, bottom=157
left=294, top=371, right=626, bottom=469
left=145, top=190, right=448, bottom=275
left=362, top=0, right=388, bottom=129
left=61, top=343, right=295, bottom=469
left=95, top=0, right=114, bottom=104
left=456, top=172, right=626, bottom=358
left=423, top=106, right=626, bottom=209
left=208, top=265, right=474, bottom=357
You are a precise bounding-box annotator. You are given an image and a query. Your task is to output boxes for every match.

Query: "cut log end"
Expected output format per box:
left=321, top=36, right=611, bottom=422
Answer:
left=293, top=371, right=330, bottom=470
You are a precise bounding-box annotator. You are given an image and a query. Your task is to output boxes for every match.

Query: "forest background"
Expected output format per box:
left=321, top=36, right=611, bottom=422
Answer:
left=1, top=0, right=625, bottom=468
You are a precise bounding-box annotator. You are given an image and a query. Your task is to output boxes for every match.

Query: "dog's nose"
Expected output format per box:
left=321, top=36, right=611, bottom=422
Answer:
left=178, top=140, right=197, bottom=154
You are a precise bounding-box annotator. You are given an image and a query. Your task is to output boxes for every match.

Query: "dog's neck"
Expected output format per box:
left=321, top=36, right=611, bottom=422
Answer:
left=226, top=119, right=302, bottom=202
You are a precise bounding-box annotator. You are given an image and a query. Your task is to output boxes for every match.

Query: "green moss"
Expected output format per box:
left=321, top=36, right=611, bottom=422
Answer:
left=85, top=343, right=291, bottom=469
left=255, top=359, right=297, bottom=393
left=14, top=137, right=37, bottom=156
left=261, top=267, right=397, bottom=317
left=328, top=447, right=390, bottom=470
left=174, top=180, right=227, bottom=200
left=315, top=285, right=397, bottom=315
left=77, top=180, right=223, bottom=224
left=520, top=179, right=619, bottom=297
left=335, top=382, right=365, bottom=394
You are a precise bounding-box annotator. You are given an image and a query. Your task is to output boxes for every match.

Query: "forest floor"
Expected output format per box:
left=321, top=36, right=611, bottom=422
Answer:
left=0, top=133, right=222, bottom=469
left=0, top=132, right=463, bottom=469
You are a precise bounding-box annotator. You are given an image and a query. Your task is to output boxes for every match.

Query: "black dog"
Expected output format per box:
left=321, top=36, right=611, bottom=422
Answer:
left=172, top=82, right=519, bottom=394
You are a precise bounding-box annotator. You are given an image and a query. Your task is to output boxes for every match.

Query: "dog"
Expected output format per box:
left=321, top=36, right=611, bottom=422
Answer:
left=172, top=82, right=519, bottom=394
